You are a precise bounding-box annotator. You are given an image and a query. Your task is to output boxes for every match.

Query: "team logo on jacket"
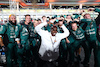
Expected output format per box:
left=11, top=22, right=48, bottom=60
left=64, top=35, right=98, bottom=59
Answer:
left=77, top=30, right=81, bottom=34
left=22, top=27, right=28, bottom=33
left=15, top=26, right=18, bottom=32
left=0, top=26, right=3, bottom=32
left=10, top=26, right=14, bottom=31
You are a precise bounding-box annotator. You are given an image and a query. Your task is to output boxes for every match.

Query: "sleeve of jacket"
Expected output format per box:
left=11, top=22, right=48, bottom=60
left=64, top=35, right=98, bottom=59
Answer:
left=35, top=22, right=47, bottom=36
left=15, top=24, right=22, bottom=41
left=0, top=25, right=7, bottom=37
left=58, top=24, right=70, bottom=39
left=94, top=8, right=100, bottom=13
left=95, top=8, right=100, bottom=26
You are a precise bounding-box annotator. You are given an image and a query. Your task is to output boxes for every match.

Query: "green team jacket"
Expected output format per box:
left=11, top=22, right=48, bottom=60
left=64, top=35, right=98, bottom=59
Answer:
left=70, top=26, right=85, bottom=40
left=80, top=19, right=97, bottom=41
left=15, top=22, right=30, bottom=44
left=0, top=22, right=16, bottom=44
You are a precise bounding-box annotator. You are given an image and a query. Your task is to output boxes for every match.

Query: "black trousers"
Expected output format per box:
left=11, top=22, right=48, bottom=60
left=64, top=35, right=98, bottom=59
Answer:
left=37, top=58, right=58, bottom=67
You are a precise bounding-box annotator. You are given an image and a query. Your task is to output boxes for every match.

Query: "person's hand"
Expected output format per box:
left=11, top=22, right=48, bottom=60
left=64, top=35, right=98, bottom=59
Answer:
left=66, top=40, right=70, bottom=43
left=80, top=10, right=85, bottom=13
left=73, top=19, right=79, bottom=22
left=43, top=17, right=47, bottom=22
left=61, top=17, right=64, bottom=20
left=2, top=46, right=7, bottom=52
left=88, top=8, right=95, bottom=11
left=59, top=22, right=63, bottom=26
left=1, top=46, right=7, bottom=52
left=65, top=19, right=72, bottom=23
left=50, top=19, right=56, bottom=23
left=17, top=43, right=23, bottom=49
left=55, top=23, right=59, bottom=26
left=66, top=38, right=70, bottom=43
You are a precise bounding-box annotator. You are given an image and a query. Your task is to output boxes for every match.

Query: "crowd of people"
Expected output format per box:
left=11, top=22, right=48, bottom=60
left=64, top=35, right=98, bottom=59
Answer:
left=0, top=8, right=100, bottom=67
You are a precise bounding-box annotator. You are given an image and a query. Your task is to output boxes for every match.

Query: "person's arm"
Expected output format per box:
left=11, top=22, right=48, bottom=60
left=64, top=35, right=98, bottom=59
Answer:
left=58, top=24, right=70, bottom=39
left=89, top=8, right=100, bottom=26
left=15, top=24, right=22, bottom=49
left=94, top=8, right=100, bottom=13
left=0, top=25, right=6, bottom=47
left=0, top=37, right=4, bottom=46
left=35, top=22, right=47, bottom=36
left=66, top=37, right=70, bottom=43
left=88, top=8, right=100, bottom=13
left=15, top=24, right=20, bottom=43
left=65, top=19, right=72, bottom=23
left=0, top=25, right=7, bottom=51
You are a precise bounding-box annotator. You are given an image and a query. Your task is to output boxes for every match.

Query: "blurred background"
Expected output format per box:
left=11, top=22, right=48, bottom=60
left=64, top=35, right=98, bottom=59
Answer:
left=0, top=0, right=100, bottom=23
left=0, top=0, right=100, bottom=67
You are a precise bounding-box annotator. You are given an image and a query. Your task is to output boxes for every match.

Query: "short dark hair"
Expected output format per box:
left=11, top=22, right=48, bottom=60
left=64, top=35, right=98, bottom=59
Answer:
left=42, top=16, right=46, bottom=18
left=37, top=19, right=41, bottom=21
left=60, top=15, right=64, bottom=18
left=51, top=25, right=57, bottom=31
left=59, top=19, right=63, bottom=22
left=71, top=22, right=77, bottom=25
left=25, top=14, right=30, bottom=18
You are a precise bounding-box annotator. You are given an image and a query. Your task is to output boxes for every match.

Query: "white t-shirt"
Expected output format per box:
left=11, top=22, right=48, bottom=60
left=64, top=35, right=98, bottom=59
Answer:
left=35, top=22, right=69, bottom=61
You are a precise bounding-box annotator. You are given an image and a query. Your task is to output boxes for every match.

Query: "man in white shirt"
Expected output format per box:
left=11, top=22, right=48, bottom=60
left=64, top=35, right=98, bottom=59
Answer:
left=35, top=18, right=69, bottom=67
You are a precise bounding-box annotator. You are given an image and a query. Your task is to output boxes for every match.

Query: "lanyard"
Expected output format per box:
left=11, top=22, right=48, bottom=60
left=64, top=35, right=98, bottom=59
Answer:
left=50, top=36, right=56, bottom=46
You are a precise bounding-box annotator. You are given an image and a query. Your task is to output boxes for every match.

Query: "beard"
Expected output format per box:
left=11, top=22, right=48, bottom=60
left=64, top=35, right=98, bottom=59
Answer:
left=51, top=33, right=56, bottom=36
left=9, top=20, right=16, bottom=25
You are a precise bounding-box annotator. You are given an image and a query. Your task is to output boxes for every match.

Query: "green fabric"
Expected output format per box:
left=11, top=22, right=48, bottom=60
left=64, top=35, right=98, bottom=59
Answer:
left=95, top=8, right=100, bottom=13
left=80, top=19, right=97, bottom=40
left=80, top=18, right=100, bottom=66
left=64, top=15, right=66, bottom=18
left=71, top=27, right=85, bottom=40
left=57, top=26, right=67, bottom=59
left=86, top=39, right=99, bottom=67
left=15, top=23, right=32, bottom=67
left=74, top=14, right=80, bottom=19
left=86, top=20, right=97, bottom=40
left=0, top=24, right=6, bottom=35
left=0, top=22, right=17, bottom=67
left=15, top=23, right=29, bottom=44
left=69, top=39, right=88, bottom=62
left=43, top=24, right=53, bottom=32
left=68, top=26, right=90, bottom=64
left=0, top=23, right=16, bottom=43
left=57, top=26, right=67, bottom=48
left=67, top=34, right=75, bottom=45
left=17, top=42, right=30, bottom=67
left=6, top=43, right=17, bottom=67
left=54, top=15, right=57, bottom=18
left=97, top=43, right=100, bottom=67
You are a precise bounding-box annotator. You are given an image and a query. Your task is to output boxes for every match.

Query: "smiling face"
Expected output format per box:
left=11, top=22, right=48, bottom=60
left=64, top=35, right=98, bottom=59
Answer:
left=51, top=26, right=57, bottom=36
left=84, top=14, right=91, bottom=19
left=71, top=23, right=78, bottom=31
left=34, top=20, right=39, bottom=27
left=9, top=15, right=16, bottom=23
left=25, top=16, right=31, bottom=24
